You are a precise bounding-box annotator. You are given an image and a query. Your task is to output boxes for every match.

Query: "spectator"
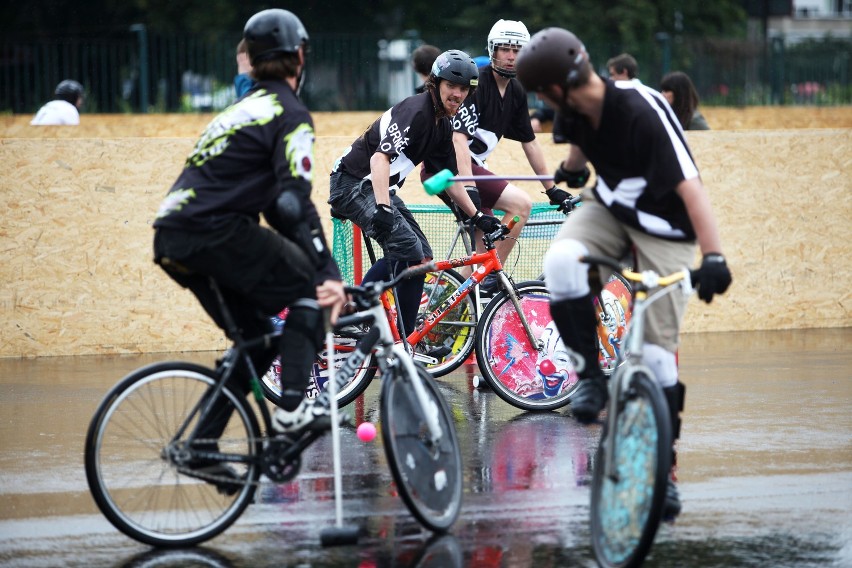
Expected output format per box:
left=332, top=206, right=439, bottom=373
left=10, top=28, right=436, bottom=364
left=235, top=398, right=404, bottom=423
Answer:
left=234, top=38, right=254, bottom=99
left=606, top=53, right=639, bottom=82
left=412, top=44, right=441, bottom=94
left=660, top=71, right=710, bottom=131
left=31, top=80, right=84, bottom=125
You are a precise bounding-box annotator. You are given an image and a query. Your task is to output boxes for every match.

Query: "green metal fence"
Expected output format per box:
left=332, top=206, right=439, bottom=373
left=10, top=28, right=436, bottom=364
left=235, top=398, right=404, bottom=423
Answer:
left=2, top=31, right=850, bottom=114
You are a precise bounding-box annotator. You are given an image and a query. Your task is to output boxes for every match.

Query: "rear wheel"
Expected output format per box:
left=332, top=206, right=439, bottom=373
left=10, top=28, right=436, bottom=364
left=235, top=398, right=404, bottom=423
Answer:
left=591, top=370, right=671, bottom=568
left=413, top=269, right=477, bottom=377
left=261, top=331, right=378, bottom=408
left=85, top=362, right=261, bottom=547
left=381, top=363, right=463, bottom=532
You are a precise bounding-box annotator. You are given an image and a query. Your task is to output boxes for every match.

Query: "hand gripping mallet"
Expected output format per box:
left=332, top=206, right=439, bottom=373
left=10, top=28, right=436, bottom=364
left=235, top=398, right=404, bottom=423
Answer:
left=319, top=309, right=360, bottom=546
left=422, top=168, right=555, bottom=195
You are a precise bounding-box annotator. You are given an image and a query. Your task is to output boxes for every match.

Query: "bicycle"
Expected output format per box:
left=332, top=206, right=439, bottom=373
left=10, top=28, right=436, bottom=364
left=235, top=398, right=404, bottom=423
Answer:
left=84, top=262, right=462, bottom=547
left=580, top=254, right=698, bottom=568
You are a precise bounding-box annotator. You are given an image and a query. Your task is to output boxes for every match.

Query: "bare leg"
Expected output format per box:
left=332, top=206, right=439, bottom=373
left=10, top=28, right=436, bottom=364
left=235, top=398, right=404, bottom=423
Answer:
left=492, top=183, right=532, bottom=263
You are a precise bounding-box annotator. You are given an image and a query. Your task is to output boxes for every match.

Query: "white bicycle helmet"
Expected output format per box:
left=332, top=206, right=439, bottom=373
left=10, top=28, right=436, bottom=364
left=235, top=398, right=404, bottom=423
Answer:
left=487, top=19, right=530, bottom=78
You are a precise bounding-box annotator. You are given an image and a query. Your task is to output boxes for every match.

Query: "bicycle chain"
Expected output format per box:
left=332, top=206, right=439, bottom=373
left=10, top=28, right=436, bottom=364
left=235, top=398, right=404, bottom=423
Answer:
left=172, top=435, right=302, bottom=488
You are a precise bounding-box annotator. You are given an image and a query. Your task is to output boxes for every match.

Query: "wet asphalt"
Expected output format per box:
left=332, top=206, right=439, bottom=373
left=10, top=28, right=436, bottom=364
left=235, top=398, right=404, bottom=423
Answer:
left=0, top=327, right=850, bottom=567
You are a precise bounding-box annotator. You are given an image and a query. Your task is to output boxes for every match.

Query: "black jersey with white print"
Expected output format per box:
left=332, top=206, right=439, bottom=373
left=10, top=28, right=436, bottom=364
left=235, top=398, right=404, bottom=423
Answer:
left=154, top=80, right=339, bottom=281
left=452, top=64, right=536, bottom=166
left=333, top=92, right=458, bottom=192
left=553, top=78, right=699, bottom=241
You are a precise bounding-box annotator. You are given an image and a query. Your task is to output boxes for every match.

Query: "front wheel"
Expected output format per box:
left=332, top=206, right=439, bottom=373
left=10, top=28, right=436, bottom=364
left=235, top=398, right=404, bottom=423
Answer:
left=475, top=281, right=579, bottom=411
left=590, top=370, right=672, bottom=568
left=381, top=363, right=463, bottom=532
left=84, top=362, right=261, bottom=547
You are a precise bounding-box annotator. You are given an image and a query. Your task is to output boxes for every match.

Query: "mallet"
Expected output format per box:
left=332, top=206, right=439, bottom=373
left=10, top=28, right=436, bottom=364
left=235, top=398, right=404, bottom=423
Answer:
left=319, top=310, right=360, bottom=547
left=423, top=168, right=554, bottom=195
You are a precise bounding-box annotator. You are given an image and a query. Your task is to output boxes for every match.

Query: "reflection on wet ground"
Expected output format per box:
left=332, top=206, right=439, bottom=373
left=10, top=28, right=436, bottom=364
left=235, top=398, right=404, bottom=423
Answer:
left=0, top=328, right=850, bottom=567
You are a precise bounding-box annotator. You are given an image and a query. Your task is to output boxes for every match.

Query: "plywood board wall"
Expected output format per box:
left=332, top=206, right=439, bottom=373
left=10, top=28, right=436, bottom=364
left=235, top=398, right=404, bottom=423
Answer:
left=2, top=127, right=850, bottom=357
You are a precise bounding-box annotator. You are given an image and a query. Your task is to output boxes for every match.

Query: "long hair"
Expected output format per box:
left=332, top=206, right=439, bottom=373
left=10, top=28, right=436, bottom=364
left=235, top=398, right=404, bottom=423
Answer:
left=251, top=52, right=300, bottom=82
left=660, top=71, right=699, bottom=130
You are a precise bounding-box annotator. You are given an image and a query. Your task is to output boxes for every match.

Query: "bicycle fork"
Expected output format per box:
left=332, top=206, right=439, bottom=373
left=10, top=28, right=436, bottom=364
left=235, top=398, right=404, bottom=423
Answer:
left=498, top=272, right=542, bottom=351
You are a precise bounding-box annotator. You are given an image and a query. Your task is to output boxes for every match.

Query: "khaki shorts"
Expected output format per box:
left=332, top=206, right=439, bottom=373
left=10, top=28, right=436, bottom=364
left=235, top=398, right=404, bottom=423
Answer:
left=554, top=191, right=696, bottom=352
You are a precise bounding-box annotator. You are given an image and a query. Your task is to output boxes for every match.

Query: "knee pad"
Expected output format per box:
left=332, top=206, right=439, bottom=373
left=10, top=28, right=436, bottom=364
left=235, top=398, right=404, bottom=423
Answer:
left=543, top=239, right=590, bottom=300
left=642, top=343, right=678, bottom=388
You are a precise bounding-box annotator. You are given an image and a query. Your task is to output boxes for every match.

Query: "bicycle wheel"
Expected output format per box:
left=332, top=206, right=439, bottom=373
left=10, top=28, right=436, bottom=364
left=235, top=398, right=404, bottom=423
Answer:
left=475, top=281, right=579, bottom=411
left=590, top=370, right=672, bottom=568
left=85, top=362, right=261, bottom=547
left=414, top=268, right=477, bottom=377
left=261, top=332, right=378, bottom=408
left=380, top=363, right=463, bottom=532
left=537, top=271, right=632, bottom=376
left=595, top=272, right=633, bottom=375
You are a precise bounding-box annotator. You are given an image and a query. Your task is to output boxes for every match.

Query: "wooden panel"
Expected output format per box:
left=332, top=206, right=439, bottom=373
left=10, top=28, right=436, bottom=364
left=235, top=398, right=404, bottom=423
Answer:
left=1, top=128, right=850, bottom=357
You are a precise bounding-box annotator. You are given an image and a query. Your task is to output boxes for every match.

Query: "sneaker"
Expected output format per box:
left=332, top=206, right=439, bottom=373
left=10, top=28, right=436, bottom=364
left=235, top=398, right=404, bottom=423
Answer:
left=272, top=396, right=334, bottom=434
left=663, top=477, right=682, bottom=521
left=569, top=375, right=608, bottom=424
left=479, top=274, right=500, bottom=296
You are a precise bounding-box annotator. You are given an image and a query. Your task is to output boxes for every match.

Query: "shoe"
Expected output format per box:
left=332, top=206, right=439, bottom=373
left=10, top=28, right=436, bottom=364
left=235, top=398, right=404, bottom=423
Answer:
left=179, top=460, right=243, bottom=496
left=272, top=395, right=334, bottom=434
left=569, top=375, right=608, bottom=424
left=663, top=476, right=682, bottom=521
left=479, top=274, right=500, bottom=296
left=336, top=323, right=368, bottom=338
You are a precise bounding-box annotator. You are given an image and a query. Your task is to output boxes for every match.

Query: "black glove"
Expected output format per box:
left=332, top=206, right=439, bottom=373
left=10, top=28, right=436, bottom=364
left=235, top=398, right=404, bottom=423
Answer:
left=553, top=163, right=591, bottom=188
left=695, top=253, right=732, bottom=303
left=544, top=186, right=575, bottom=213
left=371, top=204, right=394, bottom=241
left=472, top=211, right=502, bottom=233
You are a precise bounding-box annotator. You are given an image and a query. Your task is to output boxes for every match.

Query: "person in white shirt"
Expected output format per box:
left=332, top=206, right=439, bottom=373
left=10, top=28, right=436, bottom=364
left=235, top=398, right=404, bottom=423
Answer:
left=31, top=80, right=84, bottom=125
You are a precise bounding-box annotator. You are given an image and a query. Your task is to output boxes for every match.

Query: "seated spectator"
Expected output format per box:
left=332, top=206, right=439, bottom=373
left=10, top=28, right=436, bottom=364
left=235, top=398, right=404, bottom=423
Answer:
left=660, top=71, right=710, bottom=131
left=31, top=80, right=84, bottom=125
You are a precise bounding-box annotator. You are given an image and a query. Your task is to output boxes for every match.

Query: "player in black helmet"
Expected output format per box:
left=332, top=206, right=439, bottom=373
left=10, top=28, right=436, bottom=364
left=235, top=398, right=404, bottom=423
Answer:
left=422, top=20, right=558, bottom=292
left=516, top=27, right=732, bottom=520
left=31, top=80, right=84, bottom=125
left=329, top=49, right=501, bottom=337
left=153, top=9, right=346, bottom=453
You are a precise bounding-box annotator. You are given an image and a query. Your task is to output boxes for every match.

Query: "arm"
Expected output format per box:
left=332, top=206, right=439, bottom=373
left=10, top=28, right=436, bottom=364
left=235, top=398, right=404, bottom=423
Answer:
left=369, top=152, right=392, bottom=207
left=446, top=131, right=479, bottom=217
left=521, top=138, right=553, bottom=192
left=676, top=177, right=723, bottom=256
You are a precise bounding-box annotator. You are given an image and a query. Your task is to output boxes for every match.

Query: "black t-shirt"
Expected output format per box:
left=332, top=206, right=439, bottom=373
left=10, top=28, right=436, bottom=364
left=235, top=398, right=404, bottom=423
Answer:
left=333, top=92, right=458, bottom=192
left=154, top=80, right=339, bottom=281
left=452, top=65, right=535, bottom=165
left=554, top=78, right=699, bottom=241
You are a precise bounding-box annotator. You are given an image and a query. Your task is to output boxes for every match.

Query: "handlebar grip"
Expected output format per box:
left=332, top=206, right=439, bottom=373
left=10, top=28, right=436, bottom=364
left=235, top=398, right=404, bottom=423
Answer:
left=506, top=215, right=520, bottom=231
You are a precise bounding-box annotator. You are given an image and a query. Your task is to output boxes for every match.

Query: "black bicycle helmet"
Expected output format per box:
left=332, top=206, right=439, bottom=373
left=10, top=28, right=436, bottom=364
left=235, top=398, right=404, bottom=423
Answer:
left=54, top=80, right=84, bottom=104
left=244, top=9, right=309, bottom=65
left=430, top=49, right=479, bottom=90
left=516, top=28, right=590, bottom=93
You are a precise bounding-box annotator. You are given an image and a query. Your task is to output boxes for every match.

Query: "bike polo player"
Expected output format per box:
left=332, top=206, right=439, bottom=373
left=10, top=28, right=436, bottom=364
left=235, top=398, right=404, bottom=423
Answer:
left=153, top=8, right=347, bottom=452
left=423, top=19, right=564, bottom=292
left=515, top=27, right=732, bottom=519
left=329, top=49, right=501, bottom=338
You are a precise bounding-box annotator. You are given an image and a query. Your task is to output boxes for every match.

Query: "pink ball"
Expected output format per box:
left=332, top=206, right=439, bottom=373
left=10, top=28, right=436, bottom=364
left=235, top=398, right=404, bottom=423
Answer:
left=357, top=421, right=377, bottom=442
